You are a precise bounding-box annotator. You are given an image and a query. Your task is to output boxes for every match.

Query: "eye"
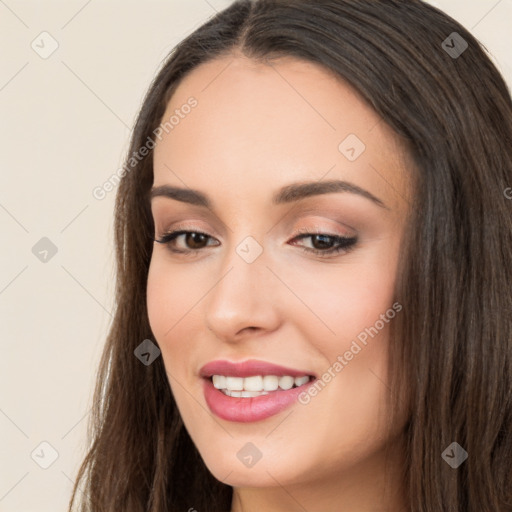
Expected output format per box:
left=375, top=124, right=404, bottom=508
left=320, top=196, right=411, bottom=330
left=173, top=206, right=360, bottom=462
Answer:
left=153, top=229, right=358, bottom=258
left=289, top=232, right=357, bottom=257
left=154, top=230, right=218, bottom=255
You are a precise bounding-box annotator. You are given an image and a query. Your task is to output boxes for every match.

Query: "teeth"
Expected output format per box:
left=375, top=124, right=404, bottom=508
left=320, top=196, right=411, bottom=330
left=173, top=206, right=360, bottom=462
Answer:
left=294, top=376, right=309, bottom=387
left=211, top=374, right=311, bottom=393
left=278, top=376, right=294, bottom=390
left=263, top=375, right=279, bottom=391
left=212, top=375, right=226, bottom=389
left=225, top=376, right=244, bottom=391
left=244, top=375, right=263, bottom=391
left=222, top=390, right=270, bottom=397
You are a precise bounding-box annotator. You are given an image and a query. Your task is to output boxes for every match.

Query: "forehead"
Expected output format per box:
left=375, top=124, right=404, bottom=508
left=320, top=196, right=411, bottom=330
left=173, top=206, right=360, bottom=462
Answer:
left=153, top=55, right=410, bottom=213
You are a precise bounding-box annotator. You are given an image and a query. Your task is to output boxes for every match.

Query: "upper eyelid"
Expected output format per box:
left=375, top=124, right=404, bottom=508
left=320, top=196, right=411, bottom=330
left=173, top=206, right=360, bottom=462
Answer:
left=291, top=225, right=353, bottom=236
left=151, top=205, right=359, bottom=233
left=154, top=215, right=356, bottom=235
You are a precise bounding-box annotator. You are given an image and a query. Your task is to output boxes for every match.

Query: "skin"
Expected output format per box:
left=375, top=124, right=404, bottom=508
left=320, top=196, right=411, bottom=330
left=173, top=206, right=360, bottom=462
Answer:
left=147, top=53, right=412, bottom=512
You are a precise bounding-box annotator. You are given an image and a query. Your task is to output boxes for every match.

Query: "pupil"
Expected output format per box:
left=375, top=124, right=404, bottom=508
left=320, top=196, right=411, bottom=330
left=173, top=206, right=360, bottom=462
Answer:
left=187, top=233, right=206, bottom=249
left=313, top=234, right=332, bottom=249
left=187, top=233, right=207, bottom=249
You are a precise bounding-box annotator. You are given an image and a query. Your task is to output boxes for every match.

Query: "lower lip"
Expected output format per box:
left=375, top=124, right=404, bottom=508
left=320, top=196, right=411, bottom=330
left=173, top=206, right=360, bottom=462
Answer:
left=202, top=377, right=314, bottom=423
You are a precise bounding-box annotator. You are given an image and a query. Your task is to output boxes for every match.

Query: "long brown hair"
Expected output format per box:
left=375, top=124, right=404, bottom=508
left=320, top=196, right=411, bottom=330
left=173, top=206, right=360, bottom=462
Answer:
left=68, top=1, right=512, bottom=510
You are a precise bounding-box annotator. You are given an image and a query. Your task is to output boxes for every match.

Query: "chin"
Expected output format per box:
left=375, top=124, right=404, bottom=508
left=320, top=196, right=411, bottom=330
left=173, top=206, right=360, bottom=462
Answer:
left=195, top=441, right=307, bottom=488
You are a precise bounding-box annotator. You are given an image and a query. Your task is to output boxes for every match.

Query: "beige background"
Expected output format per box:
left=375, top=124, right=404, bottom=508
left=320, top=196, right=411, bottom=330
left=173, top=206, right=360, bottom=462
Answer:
left=0, top=1, right=511, bottom=510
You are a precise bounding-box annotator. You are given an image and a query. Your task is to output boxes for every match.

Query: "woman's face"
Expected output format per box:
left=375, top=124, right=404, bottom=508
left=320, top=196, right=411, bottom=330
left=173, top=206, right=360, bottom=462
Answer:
left=148, top=55, right=411, bottom=502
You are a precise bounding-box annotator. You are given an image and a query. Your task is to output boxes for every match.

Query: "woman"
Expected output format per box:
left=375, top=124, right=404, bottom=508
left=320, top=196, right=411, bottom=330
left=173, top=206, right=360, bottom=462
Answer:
left=68, top=1, right=512, bottom=511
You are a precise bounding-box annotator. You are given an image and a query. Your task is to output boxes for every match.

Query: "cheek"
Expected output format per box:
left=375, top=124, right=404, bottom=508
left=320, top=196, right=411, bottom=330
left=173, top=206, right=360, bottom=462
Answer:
left=147, top=260, right=171, bottom=340
left=146, top=257, right=194, bottom=338
left=146, top=258, right=194, bottom=373
left=284, top=256, right=398, bottom=351
left=146, top=256, right=212, bottom=387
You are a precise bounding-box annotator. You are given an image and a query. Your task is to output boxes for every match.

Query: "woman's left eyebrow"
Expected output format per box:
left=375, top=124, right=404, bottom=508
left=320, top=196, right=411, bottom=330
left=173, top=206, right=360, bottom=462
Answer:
left=150, top=179, right=389, bottom=210
left=273, top=180, right=388, bottom=209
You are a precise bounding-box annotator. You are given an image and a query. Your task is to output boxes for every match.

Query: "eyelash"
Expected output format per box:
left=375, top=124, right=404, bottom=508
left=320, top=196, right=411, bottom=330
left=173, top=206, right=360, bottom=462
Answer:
left=153, top=228, right=358, bottom=258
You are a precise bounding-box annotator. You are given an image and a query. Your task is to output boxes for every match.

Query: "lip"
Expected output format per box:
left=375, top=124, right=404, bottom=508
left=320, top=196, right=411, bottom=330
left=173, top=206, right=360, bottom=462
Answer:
left=200, top=359, right=317, bottom=423
left=199, top=358, right=316, bottom=379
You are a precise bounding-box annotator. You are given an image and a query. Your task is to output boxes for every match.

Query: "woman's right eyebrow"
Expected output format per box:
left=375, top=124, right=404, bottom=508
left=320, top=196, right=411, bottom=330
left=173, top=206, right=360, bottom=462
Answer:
left=150, top=179, right=388, bottom=210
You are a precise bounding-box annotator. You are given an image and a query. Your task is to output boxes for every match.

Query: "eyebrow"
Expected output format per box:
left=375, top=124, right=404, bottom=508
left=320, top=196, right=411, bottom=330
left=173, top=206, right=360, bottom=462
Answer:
left=150, top=179, right=388, bottom=210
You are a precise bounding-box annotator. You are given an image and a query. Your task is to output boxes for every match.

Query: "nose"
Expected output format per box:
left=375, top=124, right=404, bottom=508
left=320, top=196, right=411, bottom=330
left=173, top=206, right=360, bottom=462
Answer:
left=204, top=238, right=282, bottom=343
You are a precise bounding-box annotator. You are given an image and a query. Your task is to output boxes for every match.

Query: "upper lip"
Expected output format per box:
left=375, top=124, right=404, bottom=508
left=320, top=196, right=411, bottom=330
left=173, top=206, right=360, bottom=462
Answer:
left=200, top=359, right=316, bottom=379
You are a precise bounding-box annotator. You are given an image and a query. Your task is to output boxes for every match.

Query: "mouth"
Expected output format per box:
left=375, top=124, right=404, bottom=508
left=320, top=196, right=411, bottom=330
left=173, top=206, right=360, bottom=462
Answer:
left=200, top=359, right=317, bottom=423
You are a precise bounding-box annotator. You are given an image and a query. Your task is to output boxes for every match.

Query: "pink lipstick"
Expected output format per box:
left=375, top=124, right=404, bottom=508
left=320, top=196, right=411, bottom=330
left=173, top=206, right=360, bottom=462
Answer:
left=200, top=359, right=316, bottom=423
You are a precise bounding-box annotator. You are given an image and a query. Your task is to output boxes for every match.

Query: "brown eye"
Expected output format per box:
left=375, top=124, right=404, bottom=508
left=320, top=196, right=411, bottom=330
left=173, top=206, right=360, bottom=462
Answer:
left=289, top=232, right=358, bottom=257
left=154, top=230, right=219, bottom=254
left=309, top=234, right=336, bottom=250
left=183, top=232, right=209, bottom=249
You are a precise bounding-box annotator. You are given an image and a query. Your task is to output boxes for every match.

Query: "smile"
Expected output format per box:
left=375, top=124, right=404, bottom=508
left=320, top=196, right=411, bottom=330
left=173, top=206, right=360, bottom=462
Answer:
left=200, top=359, right=317, bottom=422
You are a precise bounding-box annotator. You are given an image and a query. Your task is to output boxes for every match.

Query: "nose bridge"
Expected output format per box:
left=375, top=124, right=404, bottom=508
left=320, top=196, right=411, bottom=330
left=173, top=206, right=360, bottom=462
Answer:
left=204, top=230, right=281, bottom=339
